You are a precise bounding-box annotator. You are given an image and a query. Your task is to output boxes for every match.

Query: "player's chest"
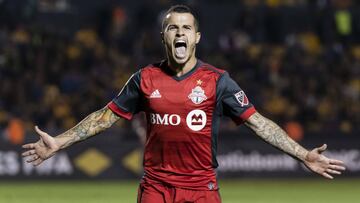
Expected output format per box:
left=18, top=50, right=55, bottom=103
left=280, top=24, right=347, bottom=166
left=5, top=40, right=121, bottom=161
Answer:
left=141, top=74, right=217, bottom=113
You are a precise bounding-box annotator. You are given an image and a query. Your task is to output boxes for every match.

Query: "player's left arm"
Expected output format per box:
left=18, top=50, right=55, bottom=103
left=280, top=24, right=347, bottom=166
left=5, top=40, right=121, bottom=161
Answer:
left=244, top=111, right=346, bottom=179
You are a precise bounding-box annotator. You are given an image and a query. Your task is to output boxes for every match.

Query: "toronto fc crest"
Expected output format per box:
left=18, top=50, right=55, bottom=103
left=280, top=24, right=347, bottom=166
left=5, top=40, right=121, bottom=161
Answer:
left=188, top=86, right=207, bottom=104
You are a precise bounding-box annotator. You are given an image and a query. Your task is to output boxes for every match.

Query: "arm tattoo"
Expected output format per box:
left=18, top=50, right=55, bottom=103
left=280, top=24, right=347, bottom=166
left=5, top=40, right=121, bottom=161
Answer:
left=245, top=112, right=308, bottom=161
left=56, top=107, right=120, bottom=149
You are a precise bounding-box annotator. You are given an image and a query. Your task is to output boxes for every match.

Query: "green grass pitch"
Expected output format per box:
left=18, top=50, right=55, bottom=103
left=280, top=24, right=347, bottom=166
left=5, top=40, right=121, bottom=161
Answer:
left=0, top=179, right=359, bottom=203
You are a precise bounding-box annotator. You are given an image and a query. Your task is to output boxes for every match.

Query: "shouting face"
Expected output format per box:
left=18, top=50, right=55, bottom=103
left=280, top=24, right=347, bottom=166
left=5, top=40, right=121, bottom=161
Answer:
left=162, top=12, right=201, bottom=65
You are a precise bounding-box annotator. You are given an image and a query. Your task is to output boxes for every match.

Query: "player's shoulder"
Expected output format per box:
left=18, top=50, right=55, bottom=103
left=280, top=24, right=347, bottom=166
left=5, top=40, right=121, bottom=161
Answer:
left=134, top=61, right=166, bottom=80
left=139, top=61, right=164, bottom=73
left=198, top=60, right=227, bottom=76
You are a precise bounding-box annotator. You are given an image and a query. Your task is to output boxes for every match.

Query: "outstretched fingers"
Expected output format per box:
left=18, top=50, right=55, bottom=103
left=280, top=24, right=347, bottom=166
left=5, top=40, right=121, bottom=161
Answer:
left=25, top=154, right=43, bottom=166
left=26, top=154, right=39, bottom=163
left=22, top=143, right=35, bottom=149
left=326, top=168, right=341, bottom=175
left=329, top=164, right=346, bottom=171
left=32, top=158, right=44, bottom=166
left=306, top=145, right=346, bottom=179
left=322, top=172, right=334, bottom=179
left=22, top=150, right=36, bottom=157
left=321, top=158, right=346, bottom=178
left=326, top=161, right=346, bottom=176
left=21, top=125, right=51, bottom=167
left=330, top=159, right=345, bottom=166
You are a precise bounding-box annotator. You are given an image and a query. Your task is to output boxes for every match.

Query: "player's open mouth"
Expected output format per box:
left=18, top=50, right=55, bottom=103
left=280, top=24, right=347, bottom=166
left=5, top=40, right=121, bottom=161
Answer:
left=174, top=40, right=187, bottom=59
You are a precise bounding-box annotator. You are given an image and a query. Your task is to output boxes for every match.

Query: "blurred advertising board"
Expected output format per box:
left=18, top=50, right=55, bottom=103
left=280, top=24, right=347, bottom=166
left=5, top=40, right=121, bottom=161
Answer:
left=0, top=131, right=359, bottom=179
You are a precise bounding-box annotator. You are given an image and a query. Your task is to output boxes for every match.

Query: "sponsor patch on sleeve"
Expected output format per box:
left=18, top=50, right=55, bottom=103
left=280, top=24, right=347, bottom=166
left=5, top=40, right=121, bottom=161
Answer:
left=234, top=90, right=249, bottom=107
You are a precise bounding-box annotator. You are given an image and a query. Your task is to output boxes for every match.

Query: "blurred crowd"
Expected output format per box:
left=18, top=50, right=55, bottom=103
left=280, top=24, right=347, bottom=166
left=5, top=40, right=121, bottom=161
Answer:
left=0, top=0, right=359, bottom=144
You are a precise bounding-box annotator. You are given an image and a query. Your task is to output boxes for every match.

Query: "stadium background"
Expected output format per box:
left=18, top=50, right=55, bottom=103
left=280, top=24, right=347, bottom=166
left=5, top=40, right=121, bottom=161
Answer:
left=0, top=0, right=359, bottom=202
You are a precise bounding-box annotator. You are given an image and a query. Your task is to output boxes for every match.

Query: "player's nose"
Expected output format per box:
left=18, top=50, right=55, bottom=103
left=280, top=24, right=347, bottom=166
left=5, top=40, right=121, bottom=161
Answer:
left=176, top=28, right=185, bottom=36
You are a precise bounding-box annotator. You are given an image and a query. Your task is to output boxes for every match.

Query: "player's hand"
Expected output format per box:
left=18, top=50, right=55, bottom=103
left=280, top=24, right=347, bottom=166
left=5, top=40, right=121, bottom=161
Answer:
left=22, top=126, right=61, bottom=166
left=303, top=144, right=346, bottom=179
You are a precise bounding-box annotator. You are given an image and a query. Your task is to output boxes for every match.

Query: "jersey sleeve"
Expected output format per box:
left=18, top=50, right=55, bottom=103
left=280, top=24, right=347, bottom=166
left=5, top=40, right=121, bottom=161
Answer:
left=107, top=70, right=142, bottom=120
left=217, top=72, right=256, bottom=125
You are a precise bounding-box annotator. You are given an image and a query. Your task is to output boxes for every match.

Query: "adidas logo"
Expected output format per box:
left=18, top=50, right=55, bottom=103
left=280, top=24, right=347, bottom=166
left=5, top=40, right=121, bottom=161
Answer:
left=150, top=89, right=162, bottom=98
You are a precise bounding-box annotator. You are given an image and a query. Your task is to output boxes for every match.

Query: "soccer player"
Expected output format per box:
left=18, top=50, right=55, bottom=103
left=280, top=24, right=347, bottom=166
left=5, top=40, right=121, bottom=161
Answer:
left=22, top=5, right=346, bottom=203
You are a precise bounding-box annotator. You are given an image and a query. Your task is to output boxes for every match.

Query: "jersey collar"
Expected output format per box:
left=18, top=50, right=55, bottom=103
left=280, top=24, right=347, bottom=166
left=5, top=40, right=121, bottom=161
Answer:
left=161, top=59, right=202, bottom=81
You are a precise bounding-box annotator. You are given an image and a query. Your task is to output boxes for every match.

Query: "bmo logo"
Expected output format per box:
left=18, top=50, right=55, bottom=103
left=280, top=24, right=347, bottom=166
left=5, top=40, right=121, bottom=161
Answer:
left=186, top=110, right=207, bottom=131
left=150, top=113, right=181, bottom=126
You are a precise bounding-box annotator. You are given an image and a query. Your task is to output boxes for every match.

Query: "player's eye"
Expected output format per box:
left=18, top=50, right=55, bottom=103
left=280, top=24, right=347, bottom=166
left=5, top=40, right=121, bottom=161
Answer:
left=184, top=25, right=192, bottom=30
left=168, top=25, right=177, bottom=31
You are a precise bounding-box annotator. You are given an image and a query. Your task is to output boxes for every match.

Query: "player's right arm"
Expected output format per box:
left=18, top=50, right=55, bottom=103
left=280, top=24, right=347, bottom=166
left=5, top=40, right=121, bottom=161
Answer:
left=22, top=107, right=120, bottom=166
left=22, top=69, right=142, bottom=166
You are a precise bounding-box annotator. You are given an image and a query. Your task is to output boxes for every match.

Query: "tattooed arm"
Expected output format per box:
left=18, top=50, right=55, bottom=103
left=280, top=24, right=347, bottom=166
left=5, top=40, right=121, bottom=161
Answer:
left=245, top=112, right=346, bottom=179
left=56, top=107, right=120, bottom=149
left=245, top=112, right=308, bottom=161
left=22, top=107, right=120, bottom=166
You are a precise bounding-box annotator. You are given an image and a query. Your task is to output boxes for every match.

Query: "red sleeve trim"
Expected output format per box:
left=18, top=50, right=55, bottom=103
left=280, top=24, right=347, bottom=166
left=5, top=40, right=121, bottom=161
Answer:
left=233, top=106, right=256, bottom=125
left=107, top=101, right=133, bottom=120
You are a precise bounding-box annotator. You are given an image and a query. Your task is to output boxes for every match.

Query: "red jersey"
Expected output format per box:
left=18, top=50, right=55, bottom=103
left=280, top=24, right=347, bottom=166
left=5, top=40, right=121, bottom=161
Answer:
left=108, top=60, right=256, bottom=190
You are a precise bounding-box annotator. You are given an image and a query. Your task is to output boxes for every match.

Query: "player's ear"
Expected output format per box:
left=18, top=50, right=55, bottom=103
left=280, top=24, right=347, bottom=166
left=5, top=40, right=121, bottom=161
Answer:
left=195, top=32, right=201, bottom=44
left=160, top=32, right=164, bottom=44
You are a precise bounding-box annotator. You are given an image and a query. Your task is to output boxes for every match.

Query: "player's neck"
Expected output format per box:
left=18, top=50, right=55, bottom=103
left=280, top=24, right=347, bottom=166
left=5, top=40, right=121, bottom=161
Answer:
left=167, top=56, right=197, bottom=77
